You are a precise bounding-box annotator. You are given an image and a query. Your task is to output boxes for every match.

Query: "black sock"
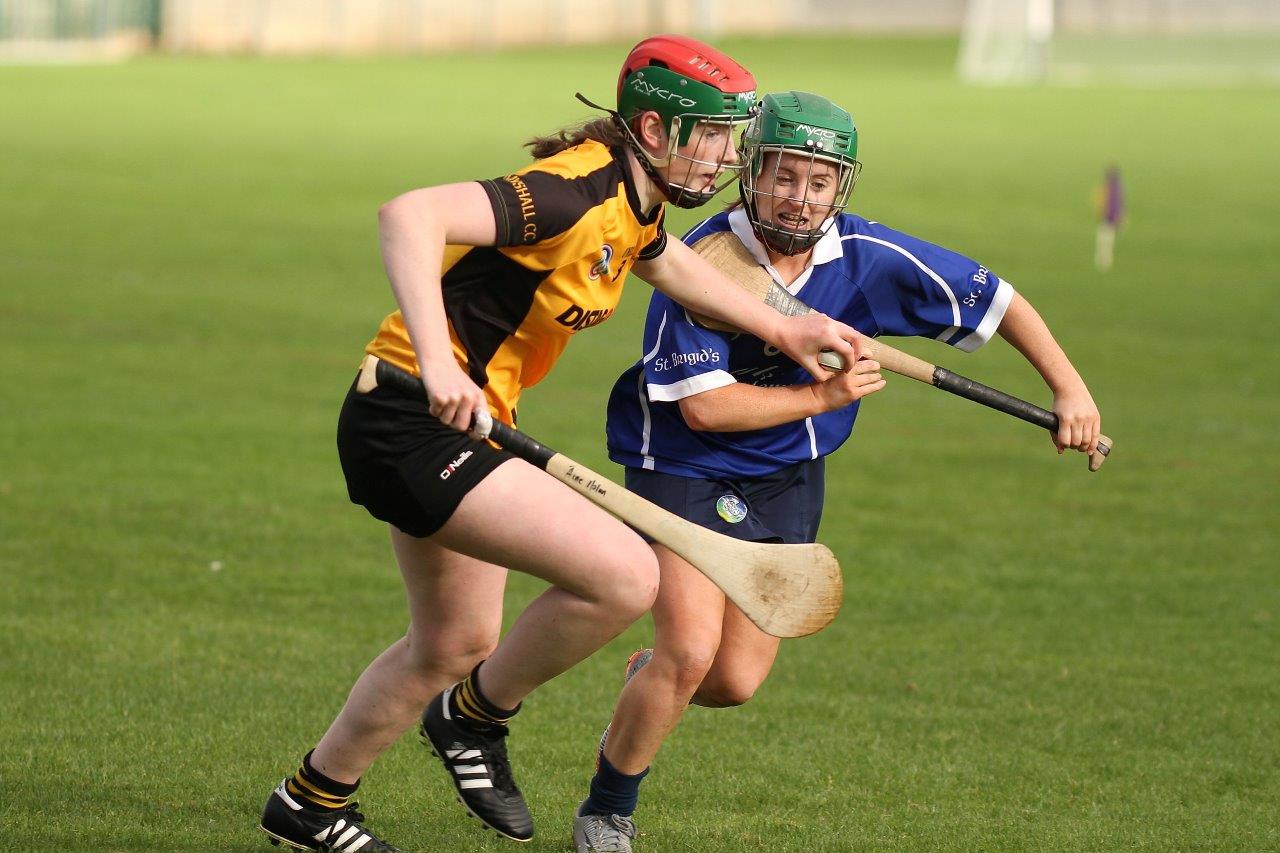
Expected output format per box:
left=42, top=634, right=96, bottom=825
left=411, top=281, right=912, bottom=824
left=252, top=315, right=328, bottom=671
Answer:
left=449, top=662, right=520, bottom=726
left=284, top=750, right=358, bottom=812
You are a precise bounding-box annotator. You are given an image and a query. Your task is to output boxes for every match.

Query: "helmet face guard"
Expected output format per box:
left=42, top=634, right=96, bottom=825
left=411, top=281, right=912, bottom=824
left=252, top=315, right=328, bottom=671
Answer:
left=653, top=113, right=752, bottom=208
left=740, top=92, right=862, bottom=254
left=742, top=147, right=861, bottom=254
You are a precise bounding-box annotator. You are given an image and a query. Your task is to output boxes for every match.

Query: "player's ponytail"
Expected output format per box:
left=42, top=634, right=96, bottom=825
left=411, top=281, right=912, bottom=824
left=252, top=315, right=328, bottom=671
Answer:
left=525, top=117, right=629, bottom=159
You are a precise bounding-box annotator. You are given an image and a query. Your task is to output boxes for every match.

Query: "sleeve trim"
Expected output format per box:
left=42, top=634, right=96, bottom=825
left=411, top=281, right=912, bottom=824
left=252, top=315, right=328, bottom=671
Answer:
left=954, top=278, right=1015, bottom=352
left=647, top=370, right=736, bottom=402
left=479, top=179, right=513, bottom=247
left=638, top=227, right=668, bottom=261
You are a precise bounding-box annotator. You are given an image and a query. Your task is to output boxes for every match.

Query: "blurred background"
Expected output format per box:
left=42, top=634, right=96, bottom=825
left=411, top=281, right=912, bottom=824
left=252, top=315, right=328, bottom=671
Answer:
left=3, top=0, right=1280, bottom=84
left=2, top=1, right=1278, bottom=850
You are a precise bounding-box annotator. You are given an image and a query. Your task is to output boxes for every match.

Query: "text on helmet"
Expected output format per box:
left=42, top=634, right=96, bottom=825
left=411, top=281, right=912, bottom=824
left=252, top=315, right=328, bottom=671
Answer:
left=630, top=78, right=697, bottom=109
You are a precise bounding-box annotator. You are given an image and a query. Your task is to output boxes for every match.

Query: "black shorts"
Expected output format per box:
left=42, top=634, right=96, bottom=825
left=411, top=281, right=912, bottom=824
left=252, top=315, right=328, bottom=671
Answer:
left=336, top=377, right=515, bottom=538
left=623, top=460, right=825, bottom=546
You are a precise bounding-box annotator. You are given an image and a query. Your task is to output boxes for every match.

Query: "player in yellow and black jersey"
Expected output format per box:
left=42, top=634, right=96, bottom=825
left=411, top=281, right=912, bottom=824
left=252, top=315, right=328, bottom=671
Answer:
left=260, top=35, right=867, bottom=853
left=365, top=140, right=670, bottom=426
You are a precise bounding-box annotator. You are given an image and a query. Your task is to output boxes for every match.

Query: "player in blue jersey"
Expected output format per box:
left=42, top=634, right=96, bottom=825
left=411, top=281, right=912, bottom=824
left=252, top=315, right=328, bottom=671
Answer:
left=570, top=92, right=1102, bottom=852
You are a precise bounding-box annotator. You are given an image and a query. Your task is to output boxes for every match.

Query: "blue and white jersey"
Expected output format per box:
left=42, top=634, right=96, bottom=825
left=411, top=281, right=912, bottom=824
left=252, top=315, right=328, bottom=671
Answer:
left=606, top=207, right=1015, bottom=478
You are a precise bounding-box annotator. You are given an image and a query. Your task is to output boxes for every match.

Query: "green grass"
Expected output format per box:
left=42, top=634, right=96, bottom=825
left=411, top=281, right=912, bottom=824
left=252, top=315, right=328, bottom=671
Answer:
left=2, top=36, right=1278, bottom=851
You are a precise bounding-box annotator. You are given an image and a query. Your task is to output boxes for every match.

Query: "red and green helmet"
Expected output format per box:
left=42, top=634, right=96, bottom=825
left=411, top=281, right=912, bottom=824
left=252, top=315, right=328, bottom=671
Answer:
left=612, top=34, right=757, bottom=208
left=740, top=91, right=862, bottom=254
left=616, top=34, right=756, bottom=144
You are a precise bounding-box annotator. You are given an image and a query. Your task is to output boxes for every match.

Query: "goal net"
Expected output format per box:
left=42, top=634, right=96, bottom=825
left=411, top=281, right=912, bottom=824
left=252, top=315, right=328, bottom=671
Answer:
left=958, top=0, right=1280, bottom=85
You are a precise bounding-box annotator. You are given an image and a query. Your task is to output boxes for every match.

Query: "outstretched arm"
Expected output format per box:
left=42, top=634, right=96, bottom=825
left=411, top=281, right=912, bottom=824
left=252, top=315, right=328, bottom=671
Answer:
left=997, top=292, right=1101, bottom=454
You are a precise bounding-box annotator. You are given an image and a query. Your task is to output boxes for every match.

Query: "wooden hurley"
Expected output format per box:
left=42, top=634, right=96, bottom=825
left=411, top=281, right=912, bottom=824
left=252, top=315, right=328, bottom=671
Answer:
left=688, top=231, right=1113, bottom=471
left=357, top=355, right=844, bottom=638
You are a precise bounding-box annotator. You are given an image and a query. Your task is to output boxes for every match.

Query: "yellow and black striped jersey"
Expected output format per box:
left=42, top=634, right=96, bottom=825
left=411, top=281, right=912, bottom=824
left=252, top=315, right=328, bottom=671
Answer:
left=366, top=140, right=666, bottom=425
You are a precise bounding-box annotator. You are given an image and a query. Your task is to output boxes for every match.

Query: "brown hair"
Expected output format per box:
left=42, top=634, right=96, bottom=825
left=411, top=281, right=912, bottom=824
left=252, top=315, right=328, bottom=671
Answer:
left=525, top=117, right=630, bottom=159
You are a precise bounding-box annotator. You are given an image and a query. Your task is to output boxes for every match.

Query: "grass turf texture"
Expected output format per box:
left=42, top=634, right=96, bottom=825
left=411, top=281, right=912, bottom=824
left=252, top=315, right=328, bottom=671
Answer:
left=2, top=36, right=1277, bottom=851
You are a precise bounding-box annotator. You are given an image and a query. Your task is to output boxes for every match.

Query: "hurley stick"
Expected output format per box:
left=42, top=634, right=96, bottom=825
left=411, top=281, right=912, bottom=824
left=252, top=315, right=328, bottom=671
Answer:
left=356, top=355, right=844, bottom=638
left=688, top=231, right=1112, bottom=471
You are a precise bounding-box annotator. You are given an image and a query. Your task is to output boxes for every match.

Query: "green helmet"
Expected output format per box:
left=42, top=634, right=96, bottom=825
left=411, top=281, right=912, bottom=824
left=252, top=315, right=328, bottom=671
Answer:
left=612, top=34, right=757, bottom=208
left=740, top=92, right=862, bottom=254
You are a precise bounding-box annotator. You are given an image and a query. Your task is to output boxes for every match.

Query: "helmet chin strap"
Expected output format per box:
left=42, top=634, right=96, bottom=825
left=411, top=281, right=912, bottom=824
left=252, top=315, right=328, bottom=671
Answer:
left=575, top=93, right=707, bottom=209
left=666, top=185, right=719, bottom=209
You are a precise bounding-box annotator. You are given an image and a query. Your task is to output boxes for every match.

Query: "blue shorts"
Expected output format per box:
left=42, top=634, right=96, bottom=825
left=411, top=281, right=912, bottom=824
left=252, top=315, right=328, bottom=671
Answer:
left=623, top=460, right=825, bottom=545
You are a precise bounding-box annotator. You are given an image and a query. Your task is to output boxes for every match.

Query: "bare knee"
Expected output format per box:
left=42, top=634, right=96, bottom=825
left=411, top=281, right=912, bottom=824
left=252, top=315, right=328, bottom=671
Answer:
left=408, top=626, right=499, bottom=682
left=692, top=673, right=762, bottom=708
left=653, top=645, right=718, bottom=701
left=594, top=541, right=659, bottom=624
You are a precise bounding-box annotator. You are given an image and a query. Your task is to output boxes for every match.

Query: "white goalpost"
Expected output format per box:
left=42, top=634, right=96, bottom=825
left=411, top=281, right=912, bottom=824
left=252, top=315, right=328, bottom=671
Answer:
left=959, top=0, right=1280, bottom=85
left=0, top=0, right=158, bottom=63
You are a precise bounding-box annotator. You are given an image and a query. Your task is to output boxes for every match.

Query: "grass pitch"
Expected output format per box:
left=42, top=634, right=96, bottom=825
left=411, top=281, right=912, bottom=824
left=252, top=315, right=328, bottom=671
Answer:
left=2, top=36, right=1277, bottom=851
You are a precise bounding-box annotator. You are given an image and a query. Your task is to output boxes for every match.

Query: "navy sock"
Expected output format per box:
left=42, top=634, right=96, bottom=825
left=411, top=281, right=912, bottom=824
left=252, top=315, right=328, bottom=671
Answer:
left=582, top=753, right=649, bottom=818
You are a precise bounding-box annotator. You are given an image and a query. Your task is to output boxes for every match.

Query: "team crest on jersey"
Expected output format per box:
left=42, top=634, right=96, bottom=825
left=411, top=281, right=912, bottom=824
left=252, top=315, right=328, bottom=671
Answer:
left=716, top=494, right=747, bottom=524
left=589, top=244, right=614, bottom=280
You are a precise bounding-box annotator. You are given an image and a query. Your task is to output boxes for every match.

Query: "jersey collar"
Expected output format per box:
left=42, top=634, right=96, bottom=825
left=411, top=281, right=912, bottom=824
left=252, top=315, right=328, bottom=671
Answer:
left=727, top=206, right=844, bottom=268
